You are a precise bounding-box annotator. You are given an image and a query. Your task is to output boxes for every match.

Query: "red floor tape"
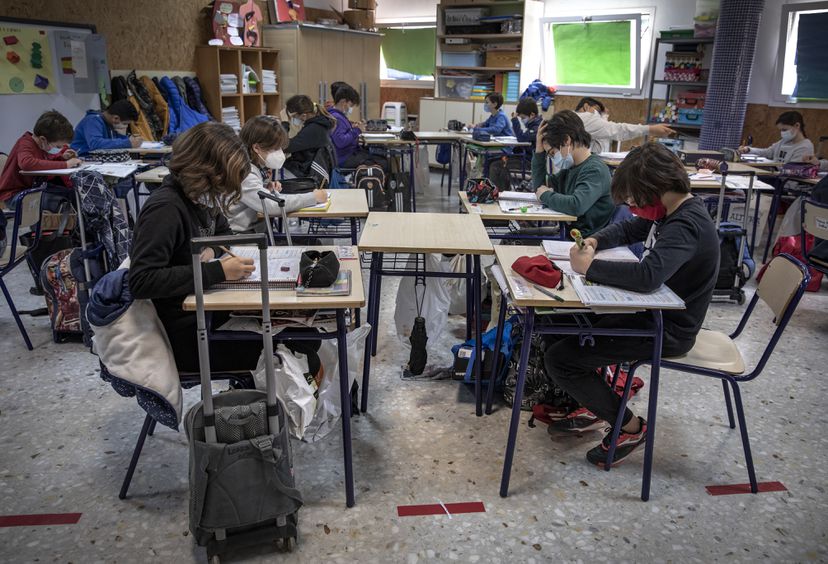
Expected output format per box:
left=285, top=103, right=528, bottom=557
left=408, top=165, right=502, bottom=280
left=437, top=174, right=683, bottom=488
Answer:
left=0, top=513, right=82, bottom=527
left=705, top=481, right=787, bottom=496
left=397, top=502, right=485, bottom=517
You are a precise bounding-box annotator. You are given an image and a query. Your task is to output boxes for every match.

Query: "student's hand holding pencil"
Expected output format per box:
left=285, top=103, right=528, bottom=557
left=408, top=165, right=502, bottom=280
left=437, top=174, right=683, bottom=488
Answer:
left=569, top=241, right=595, bottom=275
left=219, top=248, right=255, bottom=280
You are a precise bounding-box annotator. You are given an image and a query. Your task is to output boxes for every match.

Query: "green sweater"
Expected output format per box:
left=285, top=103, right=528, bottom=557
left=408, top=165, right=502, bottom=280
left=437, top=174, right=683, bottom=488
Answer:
left=531, top=151, right=615, bottom=237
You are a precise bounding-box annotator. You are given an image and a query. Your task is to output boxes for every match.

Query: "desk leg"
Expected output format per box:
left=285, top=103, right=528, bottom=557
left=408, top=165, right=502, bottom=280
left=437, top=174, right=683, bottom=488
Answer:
left=641, top=310, right=663, bottom=502
left=486, top=292, right=508, bottom=415
left=336, top=309, right=356, bottom=507
left=473, top=255, right=483, bottom=417
left=448, top=144, right=454, bottom=196
left=500, top=308, right=534, bottom=497
left=409, top=147, right=416, bottom=213
left=460, top=144, right=467, bottom=188
left=465, top=256, right=472, bottom=341
left=762, top=182, right=783, bottom=263
left=371, top=252, right=383, bottom=357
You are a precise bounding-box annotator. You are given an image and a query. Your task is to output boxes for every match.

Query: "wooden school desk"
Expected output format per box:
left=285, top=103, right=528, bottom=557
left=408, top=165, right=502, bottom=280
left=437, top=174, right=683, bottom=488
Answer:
left=458, top=137, right=532, bottom=188
left=357, top=211, right=495, bottom=416
left=134, top=166, right=168, bottom=184
left=359, top=135, right=418, bottom=211
left=414, top=131, right=472, bottom=195
left=458, top=190, right=576, bottom=240
left=182, top=246, right=365, bottom=508
left=127, top=145, right=172, bottom=159
left=258, top=189, right=369, bottom=245
left=493, top=244, right=684, bottom=502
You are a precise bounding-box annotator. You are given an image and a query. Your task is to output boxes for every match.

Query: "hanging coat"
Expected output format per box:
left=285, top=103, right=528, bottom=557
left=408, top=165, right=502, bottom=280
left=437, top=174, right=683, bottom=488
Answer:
left=159, top=76, right=209, bottom=134
left=128, top=71, right=164, bottom=140
left=141, top=75, right=170, bottom=137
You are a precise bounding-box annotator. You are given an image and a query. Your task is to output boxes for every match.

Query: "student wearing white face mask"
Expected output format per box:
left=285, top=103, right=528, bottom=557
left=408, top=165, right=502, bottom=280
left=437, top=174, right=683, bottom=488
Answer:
left=70, top=100, right=143, bottom=156
left=226, top=115, right=327, bottom=234
left=738, top=111, right=814, bottom=163
left=532, top=111, right=614, bottom=237
left=575, top=97, right=675, bottom=154
left=283, top=94, right=337, bottom=180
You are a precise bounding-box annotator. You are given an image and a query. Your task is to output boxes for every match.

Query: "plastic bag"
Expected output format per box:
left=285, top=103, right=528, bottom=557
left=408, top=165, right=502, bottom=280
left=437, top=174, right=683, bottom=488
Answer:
left=415, top=145, right=430, bottom=195
left=252, top=345, right=316, bottom=440
left=303, top=324, right=371, bottom=442
left=445, top=254, right=469, bottom=315
left=394, top=253, right=452, bottom=342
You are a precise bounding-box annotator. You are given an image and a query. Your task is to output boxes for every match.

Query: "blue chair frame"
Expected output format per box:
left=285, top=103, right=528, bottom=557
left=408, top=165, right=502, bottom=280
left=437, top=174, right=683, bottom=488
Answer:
left=0, top=187, right=44, bottom=350
left=604, top=254, right=810, bottom=500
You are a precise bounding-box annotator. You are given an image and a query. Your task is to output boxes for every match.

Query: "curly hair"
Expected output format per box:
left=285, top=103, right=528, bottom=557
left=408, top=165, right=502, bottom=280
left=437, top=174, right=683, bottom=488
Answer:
left=168, top=122, right=251, bottom=213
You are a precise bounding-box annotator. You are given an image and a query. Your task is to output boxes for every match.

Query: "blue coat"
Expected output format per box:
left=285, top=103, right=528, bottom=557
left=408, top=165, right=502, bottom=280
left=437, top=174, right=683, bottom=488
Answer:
left=159, top=76, right=209, bottom=134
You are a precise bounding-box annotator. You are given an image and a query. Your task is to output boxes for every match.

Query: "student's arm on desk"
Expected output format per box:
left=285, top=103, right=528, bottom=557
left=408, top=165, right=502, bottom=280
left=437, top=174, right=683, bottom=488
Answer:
left=587, top=216, right=697, bottom=292
left=238, top=172, right=316, bottom=217
left=592, top=216, right=652, bottom=249
left=128, top=202, right=226, bottom=299
left=537, top=167, right=602, bottom=218
left=746, top=142, right=775, bottom=160
left=475, top=112, right=511, bottom=135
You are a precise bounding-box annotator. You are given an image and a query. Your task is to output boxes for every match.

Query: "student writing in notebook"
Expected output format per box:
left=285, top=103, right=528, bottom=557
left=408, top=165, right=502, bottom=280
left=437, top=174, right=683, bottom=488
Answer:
left=226, top=115, right=326, bottom=234
left=738, top=111, right=813, bottom=163
left=543, top=142, right=719, bottom=467
left=129, top=122, right=263, bottom=372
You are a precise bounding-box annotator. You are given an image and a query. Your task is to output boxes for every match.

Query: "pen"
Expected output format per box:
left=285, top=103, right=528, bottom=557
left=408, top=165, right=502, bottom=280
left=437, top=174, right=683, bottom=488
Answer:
left=533, top=284, right=565, bottom=302
left=219, top=245, right=238, bottom=258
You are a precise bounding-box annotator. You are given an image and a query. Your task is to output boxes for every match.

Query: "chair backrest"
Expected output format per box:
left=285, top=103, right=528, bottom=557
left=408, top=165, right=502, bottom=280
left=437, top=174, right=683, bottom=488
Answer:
left=802, top=197, right=828, bottom=242
left=0, top=152, right=8, bottom=177
left=755, top=254, right=809, bottom=324
left=2, top=188, right=43, bottom=270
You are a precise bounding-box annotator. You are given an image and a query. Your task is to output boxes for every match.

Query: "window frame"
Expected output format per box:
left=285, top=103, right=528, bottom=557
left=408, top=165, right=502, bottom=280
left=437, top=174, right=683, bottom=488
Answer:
left=378, top=22, right=436, bottom=88
left=772, top=0, right=828, bottom=104
left=539, top=13, right=644, bottom=96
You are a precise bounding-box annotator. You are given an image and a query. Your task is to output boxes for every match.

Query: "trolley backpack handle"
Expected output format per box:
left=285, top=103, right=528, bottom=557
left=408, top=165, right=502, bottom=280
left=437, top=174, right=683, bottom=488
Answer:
left=190, top=233, right=267, bottom=254
left=258, top=190, right=293, bottom=247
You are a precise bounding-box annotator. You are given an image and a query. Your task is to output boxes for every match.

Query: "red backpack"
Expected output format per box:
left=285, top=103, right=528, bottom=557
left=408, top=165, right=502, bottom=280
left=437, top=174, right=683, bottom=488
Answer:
left=757, top=234, right=823, bottom=292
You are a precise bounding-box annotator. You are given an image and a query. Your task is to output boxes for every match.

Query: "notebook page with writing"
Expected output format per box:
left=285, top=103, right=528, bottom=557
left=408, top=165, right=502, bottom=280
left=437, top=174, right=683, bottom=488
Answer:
left=542, top=241, right=638, bottom=262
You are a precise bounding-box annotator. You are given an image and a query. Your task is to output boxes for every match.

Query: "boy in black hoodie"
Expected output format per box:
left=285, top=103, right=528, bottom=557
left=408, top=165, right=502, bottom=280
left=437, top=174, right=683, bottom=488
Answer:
left=545, top=142, right=720, bottom=467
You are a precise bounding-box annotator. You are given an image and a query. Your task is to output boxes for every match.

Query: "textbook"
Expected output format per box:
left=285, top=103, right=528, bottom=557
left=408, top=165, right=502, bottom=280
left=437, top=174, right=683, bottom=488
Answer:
left=570, top=275, right=685, bottom=309
left=296, top=270, right=352, bottom=297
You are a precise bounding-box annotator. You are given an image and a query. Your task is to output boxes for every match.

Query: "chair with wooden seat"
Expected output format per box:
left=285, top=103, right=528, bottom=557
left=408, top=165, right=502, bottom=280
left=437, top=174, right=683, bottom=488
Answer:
left=1, top=187, right=44, bottom=350
left=801, top=197, right=828, bottom=274
left=605, top=254, right=810, bottom=500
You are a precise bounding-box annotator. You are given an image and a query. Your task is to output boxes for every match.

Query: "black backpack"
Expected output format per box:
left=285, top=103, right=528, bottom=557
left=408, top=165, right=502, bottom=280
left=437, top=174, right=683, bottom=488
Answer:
left=388, top=157, right=411, bottom=212
left=716, top=222, right=755, bottom=291
left=354, top=164, right=388, bottom=211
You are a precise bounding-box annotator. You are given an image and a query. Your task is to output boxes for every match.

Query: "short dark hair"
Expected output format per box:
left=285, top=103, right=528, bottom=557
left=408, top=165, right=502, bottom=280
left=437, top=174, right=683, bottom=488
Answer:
left=541, top=110, right=591, bottom=150
left=334, top=85, right=360, bottom=105
left=515, top=97, right=538, bottom=117
left=776, top=111, right=806, bottom=137
left=33, top=110, right=74, bottom=142
left=330, top=81, right=350, bottom=99
left=485, top=93, right=504, bottom=109
left=106, top=100, right=139, bottom=121
left=611, top=142, right=690, bottom=206
left=575, top=97, right=605, bottom=113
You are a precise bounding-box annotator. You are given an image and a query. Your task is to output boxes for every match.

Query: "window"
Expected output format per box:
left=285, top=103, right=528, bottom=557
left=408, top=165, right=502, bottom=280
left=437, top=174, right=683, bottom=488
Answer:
left=540, top=12, right=653, bottom=95
left=776, top=2, right=828, bottom=102
left=380, top=26, right=436, bottom=84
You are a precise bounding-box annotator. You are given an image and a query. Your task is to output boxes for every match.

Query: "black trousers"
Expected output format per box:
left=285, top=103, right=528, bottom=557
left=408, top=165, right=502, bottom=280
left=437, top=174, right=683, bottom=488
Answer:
left=543, top=313, right=694, bottom=427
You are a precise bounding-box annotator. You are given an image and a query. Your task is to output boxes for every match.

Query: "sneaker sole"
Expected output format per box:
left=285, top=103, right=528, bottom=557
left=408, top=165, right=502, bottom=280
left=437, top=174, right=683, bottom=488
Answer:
left=548, top=419, right=606, bottom=434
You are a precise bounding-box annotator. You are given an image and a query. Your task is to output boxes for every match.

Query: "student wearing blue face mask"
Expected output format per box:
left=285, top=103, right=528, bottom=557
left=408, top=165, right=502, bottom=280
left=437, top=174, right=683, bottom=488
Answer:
left=510, top=97, right=542, bottom=145
left=531, top=110, right=614, bottom=237
left=473, top=93, right=514, bottom=137
left=328, top=85, right=388, bottom=173
left=738, top=111, right=813, bottom=163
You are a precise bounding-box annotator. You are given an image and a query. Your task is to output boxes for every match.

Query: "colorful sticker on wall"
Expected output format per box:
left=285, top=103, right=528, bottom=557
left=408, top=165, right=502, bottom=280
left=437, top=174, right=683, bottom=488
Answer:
left=0, top=27, right=56, bottom=94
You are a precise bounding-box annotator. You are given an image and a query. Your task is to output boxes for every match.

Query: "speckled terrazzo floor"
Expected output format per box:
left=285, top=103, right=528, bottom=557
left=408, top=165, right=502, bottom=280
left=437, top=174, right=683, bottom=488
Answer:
left=1, top=173, right=827, bottom=563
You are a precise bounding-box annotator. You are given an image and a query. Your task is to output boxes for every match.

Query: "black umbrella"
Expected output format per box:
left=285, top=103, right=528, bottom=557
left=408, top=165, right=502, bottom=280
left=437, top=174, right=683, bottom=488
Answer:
left=407, top=316, right=428, bottom=375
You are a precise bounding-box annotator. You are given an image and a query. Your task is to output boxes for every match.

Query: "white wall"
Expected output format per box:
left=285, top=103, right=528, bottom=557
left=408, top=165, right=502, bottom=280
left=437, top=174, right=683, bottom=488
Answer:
left=376, top=0, right=438, bottom=24
left=748, top=0, right=827, bottom=108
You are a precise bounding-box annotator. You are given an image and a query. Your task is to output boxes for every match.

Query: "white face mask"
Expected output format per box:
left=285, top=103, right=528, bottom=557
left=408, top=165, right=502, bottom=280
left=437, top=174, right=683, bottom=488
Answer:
left=263, top=149, right=286, bottom=170
left=780, top=129, right=795, bottom=142
left=114, top=123, right=128, bottom=135
left=347, top=106, right=353, bottom=116
left=519, top=117, right=528, bottom=127
left=291, top=117, right=303, bottom=127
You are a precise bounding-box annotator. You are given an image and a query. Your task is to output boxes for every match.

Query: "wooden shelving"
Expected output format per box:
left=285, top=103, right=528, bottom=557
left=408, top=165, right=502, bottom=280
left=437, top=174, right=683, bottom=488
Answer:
left=437, top=33, right=523, bottom=40
left=437, top=65, right=520, bottom=72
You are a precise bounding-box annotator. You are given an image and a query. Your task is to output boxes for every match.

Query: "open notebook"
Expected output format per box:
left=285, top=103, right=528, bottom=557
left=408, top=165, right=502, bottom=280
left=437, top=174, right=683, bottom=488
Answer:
left=542, top=240, right=639, bottom=262
left=214, top=246, right=304, bottom=290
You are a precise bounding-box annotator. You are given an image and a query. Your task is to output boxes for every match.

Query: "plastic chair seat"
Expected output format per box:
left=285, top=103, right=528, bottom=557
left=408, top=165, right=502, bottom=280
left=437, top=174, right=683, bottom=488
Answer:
left=664, top=329, right=746, bottom=374
left=0, top=244, right=28, bottom=268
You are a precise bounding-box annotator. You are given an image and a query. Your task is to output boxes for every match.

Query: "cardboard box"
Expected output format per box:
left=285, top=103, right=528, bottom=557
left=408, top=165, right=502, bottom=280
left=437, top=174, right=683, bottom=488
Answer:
left=485, top=50, right=521, bottom=69
left=348, top=0, right=376, bottom=9
left=344, top=9, right=374, bottom=30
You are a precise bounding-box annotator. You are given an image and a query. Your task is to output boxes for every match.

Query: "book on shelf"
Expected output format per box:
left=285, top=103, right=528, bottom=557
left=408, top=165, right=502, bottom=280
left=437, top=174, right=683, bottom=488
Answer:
left=296, top=270, right=352, bottom=297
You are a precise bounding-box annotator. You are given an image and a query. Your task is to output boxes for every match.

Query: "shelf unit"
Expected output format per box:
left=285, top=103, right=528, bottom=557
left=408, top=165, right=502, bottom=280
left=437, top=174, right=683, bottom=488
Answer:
left=195, top=46, right=280, bottom=130
left=645, top=36, right=714, bottom=135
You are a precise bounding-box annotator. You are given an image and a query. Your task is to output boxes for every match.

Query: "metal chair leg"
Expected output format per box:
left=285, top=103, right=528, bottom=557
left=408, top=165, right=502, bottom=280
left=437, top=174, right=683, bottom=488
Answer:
left=721, top=379, right=736, bottom=429
left=119, top=413, right=153, bottom=500
left=729, top=379, right=759, bottom=493
left=0, top=277, right=33, bottom=350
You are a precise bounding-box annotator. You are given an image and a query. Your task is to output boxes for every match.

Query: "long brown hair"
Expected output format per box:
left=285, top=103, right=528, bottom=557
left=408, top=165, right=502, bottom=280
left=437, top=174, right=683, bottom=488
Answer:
left=285, top=94, right=335, bottom=130
left=168, top=122, right=251, bottom=213
left=240, top=115, right=288, bottom=166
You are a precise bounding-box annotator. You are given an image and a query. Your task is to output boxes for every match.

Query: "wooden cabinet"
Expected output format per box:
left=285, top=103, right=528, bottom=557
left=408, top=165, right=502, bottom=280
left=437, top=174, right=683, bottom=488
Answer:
left=195, top=46, right=280, bottom=129
left=263, top=23, right=382, bottom=121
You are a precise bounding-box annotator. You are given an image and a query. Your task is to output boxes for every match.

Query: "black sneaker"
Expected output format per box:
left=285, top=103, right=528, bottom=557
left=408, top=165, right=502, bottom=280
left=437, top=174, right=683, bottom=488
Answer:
left=547, top=407, right=605, bottom=433
left=586, top=417, right=647, bottom=467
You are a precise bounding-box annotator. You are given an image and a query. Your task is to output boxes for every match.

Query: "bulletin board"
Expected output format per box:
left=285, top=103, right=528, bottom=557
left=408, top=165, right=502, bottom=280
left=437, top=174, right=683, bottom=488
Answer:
left=0, top=18, right=105, bottom=152
left=0, top=25, right=57, bottom=94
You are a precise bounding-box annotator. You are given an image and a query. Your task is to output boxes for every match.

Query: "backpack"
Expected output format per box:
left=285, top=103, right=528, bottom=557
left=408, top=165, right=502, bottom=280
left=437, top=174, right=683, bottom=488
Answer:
left=354, top=164, right=388, bottom=211
left=388, top=157, right=411, bottom=212
left=436, top=143, right=452, bottom=166
left=519, top=79, right=556, bottom=112
left=716, top=222, right=755, bottom=290
left=757, top=234, right=824, bottom=292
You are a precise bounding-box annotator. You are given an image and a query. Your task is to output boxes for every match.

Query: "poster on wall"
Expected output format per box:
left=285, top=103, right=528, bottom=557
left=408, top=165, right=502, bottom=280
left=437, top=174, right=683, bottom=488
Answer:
left=0, top=25, right=57, bottom=94
left=55, top=31, right=95, bottom=93
left=211, top=1, right=263, bottom=46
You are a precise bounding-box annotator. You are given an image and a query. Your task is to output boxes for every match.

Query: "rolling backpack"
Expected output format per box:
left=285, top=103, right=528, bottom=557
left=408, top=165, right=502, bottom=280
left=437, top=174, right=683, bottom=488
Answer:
left=716, top=222, right=755, bottom=291
left=354, top=164, right=387, bottom=211
left=388, top=157, right=412, bottom=212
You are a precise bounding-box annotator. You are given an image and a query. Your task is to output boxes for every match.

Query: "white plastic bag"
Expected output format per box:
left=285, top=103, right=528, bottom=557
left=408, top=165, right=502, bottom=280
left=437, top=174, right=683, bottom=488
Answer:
left=394, top=253, right=452, bottom=342
left=303, top=324, right=371, bottom=443
left=415, top=145, right=430, bottom=195
left=253, top=345, right=316, bottom=440
left=445, top=254, right=469, bottom=315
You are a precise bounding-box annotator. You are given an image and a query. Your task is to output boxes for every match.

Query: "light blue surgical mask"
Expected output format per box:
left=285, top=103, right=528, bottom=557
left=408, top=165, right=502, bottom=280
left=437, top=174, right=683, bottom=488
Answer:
left=549, top=149, right=574, bottom=172
left=47, top=145, right=62, bottom=155
left=780, top=129, right=795, bottom=142
left=483, top=103, right=492, bottom=113
left=291, top=117, right=303, bottom=127
left=347, top=106, right=353, bottom=116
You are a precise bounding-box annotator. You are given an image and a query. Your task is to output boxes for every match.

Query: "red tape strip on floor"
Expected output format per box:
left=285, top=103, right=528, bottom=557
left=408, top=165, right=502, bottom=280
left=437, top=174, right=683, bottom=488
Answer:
left=0, top=513, right=82, bottom=527
left=705, top=481, right=787, bottom=496
left=397, top=502, right=485, bottom=517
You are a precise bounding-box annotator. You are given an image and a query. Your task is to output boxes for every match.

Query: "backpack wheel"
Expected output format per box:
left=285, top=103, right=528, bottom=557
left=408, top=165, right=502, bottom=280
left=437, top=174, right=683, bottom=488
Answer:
left=209, top=555, right=221, bottom=564
left=285, top=536, right=295, bottom=552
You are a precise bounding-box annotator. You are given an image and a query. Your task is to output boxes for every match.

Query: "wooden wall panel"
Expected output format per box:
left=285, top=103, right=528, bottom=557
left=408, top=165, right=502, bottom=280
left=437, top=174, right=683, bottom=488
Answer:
left=1, top=1, right=268, bottom=72
left=380, top=87, right=433, bottom=118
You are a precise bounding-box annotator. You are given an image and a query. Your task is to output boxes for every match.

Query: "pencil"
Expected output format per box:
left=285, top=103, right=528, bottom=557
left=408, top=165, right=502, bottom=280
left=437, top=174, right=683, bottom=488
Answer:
left=533, top=284, right=565, bottom=302
left=219, top=245, right=238, bottom=258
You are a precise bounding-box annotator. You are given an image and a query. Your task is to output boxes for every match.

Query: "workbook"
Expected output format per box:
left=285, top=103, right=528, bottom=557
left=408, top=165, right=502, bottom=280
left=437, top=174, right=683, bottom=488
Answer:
left=499, top=191, right=538, bottom=203
left=297, top=198, right=331, bottom=212
left=570, top=275, right=685, bottom=309
left=542, top=240, right=639, bottom=262
left=215, top=246, right=304, bottom=289
left=296, top=270, right=352, bottom=297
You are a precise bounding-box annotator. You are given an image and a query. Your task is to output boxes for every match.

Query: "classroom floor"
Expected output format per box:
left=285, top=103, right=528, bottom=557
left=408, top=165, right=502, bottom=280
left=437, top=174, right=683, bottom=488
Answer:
left=2, top=172, right=828, bottom=563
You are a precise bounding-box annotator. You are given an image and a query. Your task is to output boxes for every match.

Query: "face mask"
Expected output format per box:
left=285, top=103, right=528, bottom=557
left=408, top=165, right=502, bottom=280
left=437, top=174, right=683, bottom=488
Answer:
left=519, top=117, right=528, bottom=127
left=780, top=129, right=795, bottom=142
left=46, top=145, right=62, bottom=155
left=552, top=146, right=574, bottom=171
left=483, top=103, right=492, bottom=113
left=347, top=106, right=353, bottom=116
left=629, top=201, right=667, bottom=221
left=114, top=124, right=128, bottom=135
left=291, top=117, right=303, bottom=127
left=263, top=149, right=286, bottom=170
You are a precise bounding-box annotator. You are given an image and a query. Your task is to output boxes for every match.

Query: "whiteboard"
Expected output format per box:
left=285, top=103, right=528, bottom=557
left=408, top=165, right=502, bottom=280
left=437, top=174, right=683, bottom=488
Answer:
left=0, top=19, right=102, bottom=152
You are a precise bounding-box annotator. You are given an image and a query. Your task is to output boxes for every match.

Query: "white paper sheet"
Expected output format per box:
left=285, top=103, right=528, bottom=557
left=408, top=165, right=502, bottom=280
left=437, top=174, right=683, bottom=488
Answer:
left=140, top=141, right=166, bottom=149
left=542, top=240, right=639, bottom=262
left=498, top=191, right=538, bottom=203
left=70, top=40, right=88, bottom=79
left=570, top=275, right=685, bottom=308
left=497, top=201, right=550, bottom=214
left=229, top=246, right=305, bottom=283
left=599, top=151, right=629, bottom=160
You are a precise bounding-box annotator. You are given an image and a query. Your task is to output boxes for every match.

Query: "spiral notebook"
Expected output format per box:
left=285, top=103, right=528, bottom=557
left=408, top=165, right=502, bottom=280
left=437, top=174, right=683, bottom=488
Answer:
left=213, top=246, right=304, bottom=290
